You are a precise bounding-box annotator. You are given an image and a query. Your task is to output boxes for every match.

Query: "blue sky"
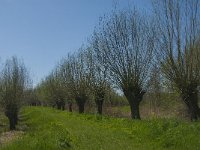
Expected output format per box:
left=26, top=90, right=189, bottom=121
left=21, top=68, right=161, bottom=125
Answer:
left=0, top=0, right=151, bottom=86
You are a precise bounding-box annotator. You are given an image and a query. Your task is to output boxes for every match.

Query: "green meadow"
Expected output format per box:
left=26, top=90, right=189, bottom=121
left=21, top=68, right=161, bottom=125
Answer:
left=1, top=106, right=200, bottom=150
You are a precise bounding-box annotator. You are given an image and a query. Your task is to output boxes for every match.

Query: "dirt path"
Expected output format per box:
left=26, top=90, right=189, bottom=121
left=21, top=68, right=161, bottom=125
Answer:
left=0, top=131, right=24, bottom=145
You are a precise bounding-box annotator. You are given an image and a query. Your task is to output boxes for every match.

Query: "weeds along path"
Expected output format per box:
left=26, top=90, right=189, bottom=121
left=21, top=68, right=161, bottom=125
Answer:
left=1, top=106, right=200, bottom=150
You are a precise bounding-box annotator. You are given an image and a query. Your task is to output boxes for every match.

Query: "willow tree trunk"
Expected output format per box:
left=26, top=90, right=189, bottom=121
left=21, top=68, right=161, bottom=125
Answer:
left=129, top=101, right=140, bottom=119
left=95, top=100, right=103, bottom=115
left=68, top=102, right=72, bottom=112
left=75, top=97, right=86, bottom=113
left=56, top=100, right=65, bottom=110
left=5, top=112, right=17, bottom=130
left=14, top=112, right=18, bottom=125
left=78, top=102, right=84, bottom=113
left=124, top=89, right=145, bottom=120
left=56, top=103, right=62, bottom=110
left=5, top=106, right=18, bottom=130
left=182, top=91, right=200, bottom=121
left=95, top=92, right=105, bottom=115
left=8, top=116, right=16, bottom=130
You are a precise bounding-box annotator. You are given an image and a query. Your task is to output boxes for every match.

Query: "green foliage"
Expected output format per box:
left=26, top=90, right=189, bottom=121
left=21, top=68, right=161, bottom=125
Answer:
left=0, top=107, right=200, bottom=150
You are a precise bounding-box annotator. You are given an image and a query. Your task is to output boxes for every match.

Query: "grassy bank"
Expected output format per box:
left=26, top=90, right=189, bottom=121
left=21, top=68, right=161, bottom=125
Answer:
left=1, top=106, right=200, bottom=150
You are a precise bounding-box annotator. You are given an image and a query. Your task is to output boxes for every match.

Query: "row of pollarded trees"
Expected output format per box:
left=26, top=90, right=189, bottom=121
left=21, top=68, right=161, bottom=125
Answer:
left=37, top=0, right=200, bottom=121
left=36, top=8, right=155, bottom=119
left=93, top=0, right=200, bottom=121
left=0, top=57, right=31, bottom=130
left=37, top=48, right=110, bottom=115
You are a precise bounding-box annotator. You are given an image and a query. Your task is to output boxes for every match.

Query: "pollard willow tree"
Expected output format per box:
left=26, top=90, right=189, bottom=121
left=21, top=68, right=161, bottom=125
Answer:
left=61, top=50, right=90, bottom=113
left=86, top=47, right=109, bottom=115
left=0, top=56, right=30, bottom=130
left=92, top=9, right=156, bottom=119
left=153, top=0, right=200, bottom=121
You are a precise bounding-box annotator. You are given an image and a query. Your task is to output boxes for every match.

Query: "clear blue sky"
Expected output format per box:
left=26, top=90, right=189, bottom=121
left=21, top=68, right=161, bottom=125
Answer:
left=0, top=0, right=151, bottom=86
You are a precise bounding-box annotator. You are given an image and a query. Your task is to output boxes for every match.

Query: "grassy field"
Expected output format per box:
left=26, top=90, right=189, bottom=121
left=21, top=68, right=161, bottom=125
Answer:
left=0, top=106, right=200, bottom=150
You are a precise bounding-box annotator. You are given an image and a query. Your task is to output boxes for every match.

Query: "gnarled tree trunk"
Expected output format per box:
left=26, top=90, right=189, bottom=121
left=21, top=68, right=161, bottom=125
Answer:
left=95, top=100, right=103, bottom=115
left=5, top=105, right=18, bottom=130
left=129, top=101, right=141, bottom=119
left=14, top=112, right=18, bottom=125
left=5, top=111, right=17, bottom=130
left=181, top=91, right=200, bottom=121
left=68, top=102, right=73, bottom=112
left=56, top=101, right=62, bottom=110
left=8, top=116, right=16, bottom=130
left=95, top=91, right=105, bottom=115
left=124, top=89, right=146, bottom=120
left=56, top=99, right=65, bottom=110
left=75, top=96, right=86, bottom=113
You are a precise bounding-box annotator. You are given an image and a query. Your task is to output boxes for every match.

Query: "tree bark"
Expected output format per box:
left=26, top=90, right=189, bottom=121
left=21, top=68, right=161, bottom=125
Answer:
left=56, top=103, right=62, bottom=110
left=182, top=91, right=200, bottom=121
left=14, top=112, right=18, bottom=125
left=95, top=92, right=105, bottom=115
left=124, top=89, right=145, bottom=120
left=68, top=102, right=72, bottom=112
left=96, top=100, right=103, bottom=115
left=78, top=103, right=84, bottom=113
left=56, top=100, right=65, bottom=110
left=5, top=112, right=17, bottom=130
left=8, top=116, right=16, bottom=130
left=189, top=102, right=200, bottom=121
left=5, top=106, right=18, bottom=130
left=130, top=102, right=141, bottom=119
left=76, top=97, right=86, bottom=113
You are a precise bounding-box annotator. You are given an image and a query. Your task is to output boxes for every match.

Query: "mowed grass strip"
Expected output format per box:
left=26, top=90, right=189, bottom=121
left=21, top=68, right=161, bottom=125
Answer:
left=1, top=106, right=200, bottom=150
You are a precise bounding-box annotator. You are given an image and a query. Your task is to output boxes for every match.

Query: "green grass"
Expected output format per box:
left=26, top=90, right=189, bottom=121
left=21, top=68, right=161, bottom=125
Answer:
left=1, top=106, right=200, bottom=150
left=0, top=111, right=8, bottom=134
